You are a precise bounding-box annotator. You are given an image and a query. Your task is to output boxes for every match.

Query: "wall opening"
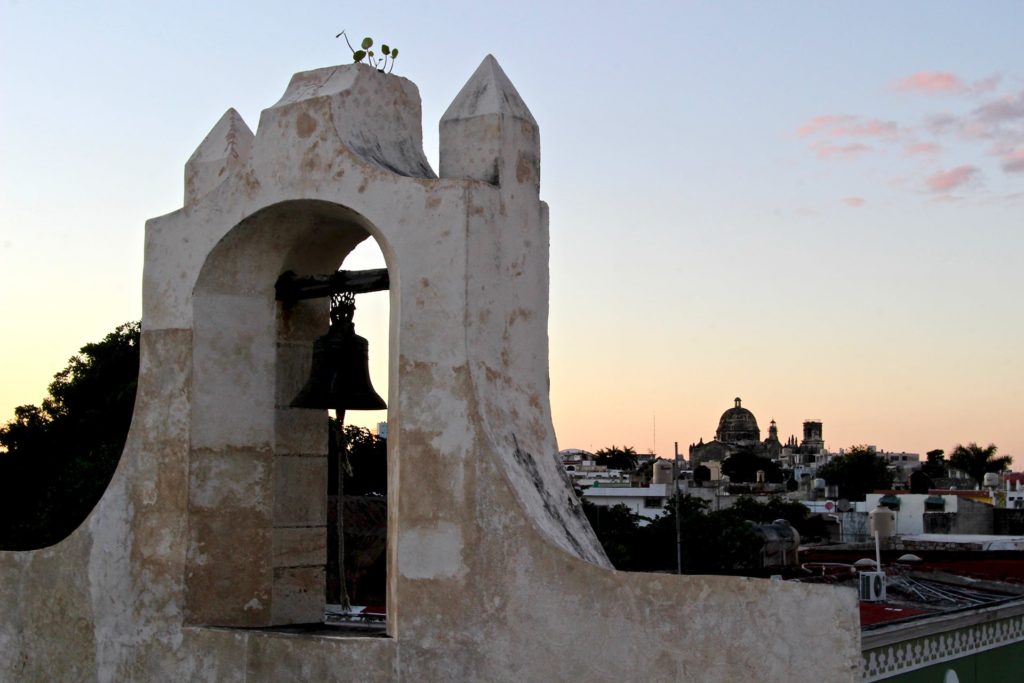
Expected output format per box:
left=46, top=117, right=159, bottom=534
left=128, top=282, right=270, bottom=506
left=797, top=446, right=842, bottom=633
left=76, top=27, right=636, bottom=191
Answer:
left=320, top=238, right=390, bottom=630
left=187, top=199, right=396, bottom=632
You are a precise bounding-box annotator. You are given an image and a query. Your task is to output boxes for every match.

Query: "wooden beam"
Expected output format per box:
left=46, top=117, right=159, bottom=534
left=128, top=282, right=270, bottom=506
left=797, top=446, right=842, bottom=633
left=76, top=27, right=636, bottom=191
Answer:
left=275, top=269, right=390, bottom=302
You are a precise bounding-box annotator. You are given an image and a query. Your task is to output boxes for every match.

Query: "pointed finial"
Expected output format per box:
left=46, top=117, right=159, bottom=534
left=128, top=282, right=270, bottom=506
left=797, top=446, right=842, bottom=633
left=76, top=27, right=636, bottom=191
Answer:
left=439, top=55, right=539, bottom=189
left=441, top=55, right=537, bottom=125
left=184, top=108, right=254, bottom=205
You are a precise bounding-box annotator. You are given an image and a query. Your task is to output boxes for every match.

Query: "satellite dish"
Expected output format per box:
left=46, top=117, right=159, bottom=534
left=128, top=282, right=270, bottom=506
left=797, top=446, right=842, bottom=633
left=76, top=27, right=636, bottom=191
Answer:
left=837, top=499, right=852, bottom=512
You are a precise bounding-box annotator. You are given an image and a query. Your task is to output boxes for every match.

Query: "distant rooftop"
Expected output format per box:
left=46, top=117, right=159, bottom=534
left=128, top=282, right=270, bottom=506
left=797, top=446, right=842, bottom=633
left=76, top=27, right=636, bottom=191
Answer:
left=799, top=546, right=1024, bottom=630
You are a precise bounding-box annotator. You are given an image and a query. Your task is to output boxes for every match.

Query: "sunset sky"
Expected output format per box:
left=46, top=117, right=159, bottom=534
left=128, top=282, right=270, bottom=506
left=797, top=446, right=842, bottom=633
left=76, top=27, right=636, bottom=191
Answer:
left=2, top=2, right=1022, bottom=464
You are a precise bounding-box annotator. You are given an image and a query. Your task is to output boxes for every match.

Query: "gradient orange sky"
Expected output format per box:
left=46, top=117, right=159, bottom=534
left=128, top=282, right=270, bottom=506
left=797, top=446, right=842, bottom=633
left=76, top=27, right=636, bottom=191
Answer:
left=2, top=2, right=1022, bottom=465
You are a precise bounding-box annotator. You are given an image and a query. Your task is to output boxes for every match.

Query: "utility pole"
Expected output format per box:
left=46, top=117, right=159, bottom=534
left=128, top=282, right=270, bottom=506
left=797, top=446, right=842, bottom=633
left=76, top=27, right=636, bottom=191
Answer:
left=674, top=441, right=682, bottom=575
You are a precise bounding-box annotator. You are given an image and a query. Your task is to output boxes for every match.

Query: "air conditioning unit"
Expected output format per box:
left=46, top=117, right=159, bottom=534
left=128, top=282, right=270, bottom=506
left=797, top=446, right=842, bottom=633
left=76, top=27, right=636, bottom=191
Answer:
left=859, top=571, right=886, bottom=602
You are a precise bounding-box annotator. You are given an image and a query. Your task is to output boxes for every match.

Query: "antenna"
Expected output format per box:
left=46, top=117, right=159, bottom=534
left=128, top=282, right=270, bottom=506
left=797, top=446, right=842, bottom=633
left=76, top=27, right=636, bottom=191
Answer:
left=652, top=412, right=656, bottom=455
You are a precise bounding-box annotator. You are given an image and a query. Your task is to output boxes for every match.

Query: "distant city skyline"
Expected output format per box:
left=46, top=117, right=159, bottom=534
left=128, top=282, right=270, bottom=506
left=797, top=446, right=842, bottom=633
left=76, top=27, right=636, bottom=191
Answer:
left=2, top=2, right=1021, bottom=465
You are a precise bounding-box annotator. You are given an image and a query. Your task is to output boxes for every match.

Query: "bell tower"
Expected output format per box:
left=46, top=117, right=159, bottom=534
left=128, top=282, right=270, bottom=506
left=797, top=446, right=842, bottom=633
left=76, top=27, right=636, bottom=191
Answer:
left=0, top=57, right=862, bottom=683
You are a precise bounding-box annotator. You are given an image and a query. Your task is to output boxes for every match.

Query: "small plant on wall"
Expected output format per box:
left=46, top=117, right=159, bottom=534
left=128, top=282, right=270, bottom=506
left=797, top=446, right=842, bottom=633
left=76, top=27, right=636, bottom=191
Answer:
left=336, top=30, right=399, bottom=73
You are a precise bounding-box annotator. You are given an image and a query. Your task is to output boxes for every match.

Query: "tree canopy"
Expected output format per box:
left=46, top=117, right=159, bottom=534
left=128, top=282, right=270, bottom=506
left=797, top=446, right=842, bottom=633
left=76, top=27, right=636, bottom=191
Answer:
left=949, top=442, right=1011, bottom=487
left=921, top=449, right=947, bottom=479
left=909, top=469, right=933, bottom=494
left=727, top=495, right=826, bottom=540
left=816, top=446, right=893, bottom=501
left=581, top=495, right=819, bottom=575
left=580, top=500, right=644, bottom=569
left=330, top=422, right=387, bottom=496
left=0, top=322, right=140, bottom=549
left=643, top=497, right=762, bottom=574
left=721, top=448, right=784, bottom=483
left=593, top=445, right=638, bottom=471
left=327, top=421, right=388, bottom=607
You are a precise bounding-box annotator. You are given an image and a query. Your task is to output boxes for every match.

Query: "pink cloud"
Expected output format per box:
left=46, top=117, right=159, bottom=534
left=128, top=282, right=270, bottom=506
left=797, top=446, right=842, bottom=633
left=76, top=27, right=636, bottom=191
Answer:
left=832, top=119, right=899, bottom=138
left=975, top=75, right=1003, bottom=94
left=921, top=91, right=1024, bottom=146
left=798, top=115, right=898, bottom=138
left=810, top=141, right=872, bottom=159
left=797, top=115, right=853, bottom=137
left=925, top=165, right=979, bottom=193
left=925, top=113, right=960, bottom=136
left=1000, top=148, right=1024, bottom=173
left=896, top=72, right=963, bottom=93
left=973, top=90, right=1024, bottom=124
left=904, top=142, right=942, bottom=156
left=894, top=72, right=1001, bottom=95
left=843, top=196, right=866, bottom=207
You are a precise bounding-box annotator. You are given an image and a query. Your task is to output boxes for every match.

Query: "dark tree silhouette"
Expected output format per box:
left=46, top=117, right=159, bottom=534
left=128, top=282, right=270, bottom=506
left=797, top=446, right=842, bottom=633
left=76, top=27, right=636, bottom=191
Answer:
left=643, top=496, right=761, bottom=574
left=327, top=423, right=387, bottom=607
left=816, top=446, right=893, bottom=501
left=330, top=422, right=387, bottom=496
left=909, top=469, right=933, bottom=494
left=721, top=448, right=783, bottom=483
left=0, top=322, right=140, bottom=549
left=593, top=445, right=638, bottom=471
left=728, top=495, right=827, bottom=541
left=949, top=442, right=1011, bottom=487
left=921, top=449, right=947, bottom=479
left=581, top=501, right=643, bottom=569
left=582, top=495, right=803, bottom=575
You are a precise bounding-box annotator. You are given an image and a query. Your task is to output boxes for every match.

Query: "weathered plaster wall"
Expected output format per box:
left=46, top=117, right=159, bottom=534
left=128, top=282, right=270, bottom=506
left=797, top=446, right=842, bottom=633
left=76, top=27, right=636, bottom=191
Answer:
left=994, top=508, right=1024, bottom=535
left=922, top=498, right=993, bottom=536
left=0, top=58, right=861, bottom=682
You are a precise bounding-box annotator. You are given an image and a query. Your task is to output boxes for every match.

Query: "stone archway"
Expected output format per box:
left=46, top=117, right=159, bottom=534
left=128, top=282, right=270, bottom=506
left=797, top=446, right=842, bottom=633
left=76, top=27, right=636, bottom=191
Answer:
left=187, top=199, right=394, bottom=627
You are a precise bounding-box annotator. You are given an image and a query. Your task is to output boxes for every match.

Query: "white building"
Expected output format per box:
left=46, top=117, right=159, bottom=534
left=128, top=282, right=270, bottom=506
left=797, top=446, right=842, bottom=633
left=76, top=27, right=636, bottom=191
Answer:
left=863, top=493, right=959, bottom=536
left=560, top=449, right=632, bottom=489
left=583, top=483, right=670, bottom=525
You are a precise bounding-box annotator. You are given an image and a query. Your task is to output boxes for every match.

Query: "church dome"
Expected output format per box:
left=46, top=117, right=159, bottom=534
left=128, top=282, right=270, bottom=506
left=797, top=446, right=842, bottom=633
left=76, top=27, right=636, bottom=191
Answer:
left=715, top=397, right=760, bottom=444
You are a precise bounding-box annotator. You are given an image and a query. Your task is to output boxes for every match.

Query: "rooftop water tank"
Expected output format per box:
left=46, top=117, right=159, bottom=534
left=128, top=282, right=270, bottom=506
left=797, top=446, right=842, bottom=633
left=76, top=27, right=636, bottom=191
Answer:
left=868, top=505, right=896, bottom=539
left=652, top=461, right=674, bottom=485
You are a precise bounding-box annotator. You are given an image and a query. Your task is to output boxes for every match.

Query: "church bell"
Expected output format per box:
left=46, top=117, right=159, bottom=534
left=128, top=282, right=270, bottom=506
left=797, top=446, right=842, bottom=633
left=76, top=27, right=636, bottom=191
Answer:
left=290, top=292, right=387, bottom=411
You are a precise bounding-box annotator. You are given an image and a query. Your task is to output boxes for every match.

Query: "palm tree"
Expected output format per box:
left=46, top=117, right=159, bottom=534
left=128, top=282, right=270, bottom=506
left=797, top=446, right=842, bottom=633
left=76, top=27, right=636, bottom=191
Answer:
left=948, top=443, right=1012, bottom=487
left=594, top=445, right=639, bottom=471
